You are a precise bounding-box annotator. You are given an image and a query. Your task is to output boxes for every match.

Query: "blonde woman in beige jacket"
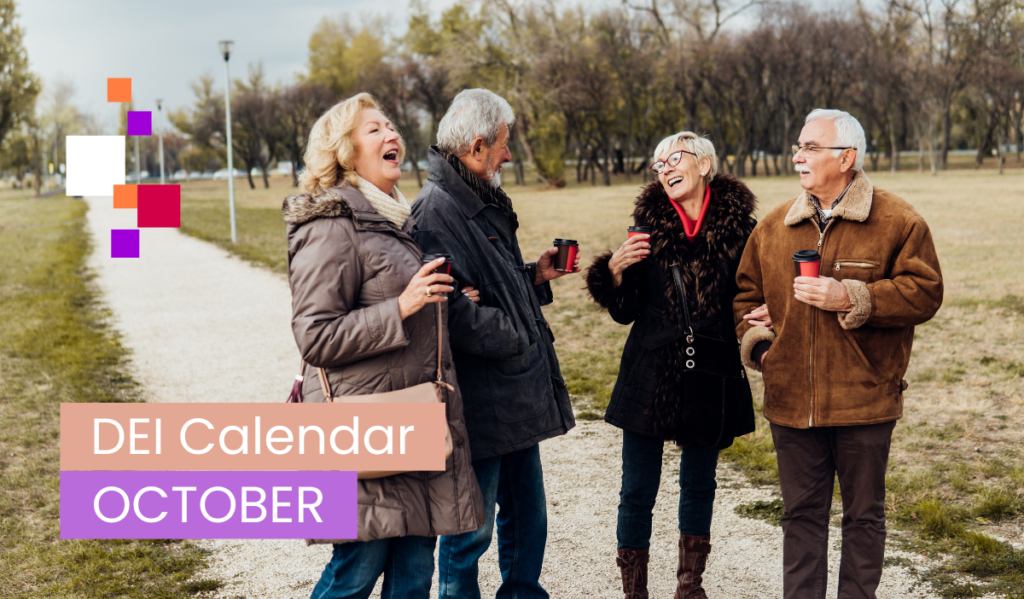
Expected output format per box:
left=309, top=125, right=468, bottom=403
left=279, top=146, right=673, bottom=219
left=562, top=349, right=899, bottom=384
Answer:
left=282, top=93, right=484, bottom=599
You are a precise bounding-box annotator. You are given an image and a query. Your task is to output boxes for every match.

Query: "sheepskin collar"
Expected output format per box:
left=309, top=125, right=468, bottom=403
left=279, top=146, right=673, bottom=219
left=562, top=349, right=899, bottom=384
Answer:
left=784, top=170, right=873, bottom=226
left=282, top=185, right=371, bottom=226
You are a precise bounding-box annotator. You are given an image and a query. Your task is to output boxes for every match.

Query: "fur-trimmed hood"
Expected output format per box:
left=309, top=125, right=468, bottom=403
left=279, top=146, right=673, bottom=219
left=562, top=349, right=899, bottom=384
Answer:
left=282, top=186, right=355, bottom=226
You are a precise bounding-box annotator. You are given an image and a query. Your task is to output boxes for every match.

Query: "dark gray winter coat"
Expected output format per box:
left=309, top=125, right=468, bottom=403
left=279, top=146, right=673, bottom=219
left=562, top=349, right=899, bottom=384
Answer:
left=410, top=147, right=576, bottom=460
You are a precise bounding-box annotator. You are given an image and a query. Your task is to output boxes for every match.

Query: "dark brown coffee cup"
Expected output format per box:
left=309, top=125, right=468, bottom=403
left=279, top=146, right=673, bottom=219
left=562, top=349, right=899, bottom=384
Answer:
left=793, top=250, right=821, bottom=278
left=553, top=239, right=578, bottom=272
left=421, top=253, right=453, bottom=275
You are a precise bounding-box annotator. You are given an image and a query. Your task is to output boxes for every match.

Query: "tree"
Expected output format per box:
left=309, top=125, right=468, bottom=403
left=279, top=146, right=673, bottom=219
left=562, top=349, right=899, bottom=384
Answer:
left=170, top=75, right=228, bottom=174
left=232, top=64, right=281, bottom=189
left=277, top=82, right=336, bottom=187
left=0, top=0, right=40, bottom=153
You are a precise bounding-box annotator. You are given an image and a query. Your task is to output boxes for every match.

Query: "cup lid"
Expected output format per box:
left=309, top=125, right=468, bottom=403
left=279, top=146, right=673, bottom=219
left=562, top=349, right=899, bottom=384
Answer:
left=553, top=238, right=578, bottom=245
left=627, top=226, right=652, bottom=232
left=421, top=253, right=453, bottom=263
left=793, top=250, right=821, bottom=262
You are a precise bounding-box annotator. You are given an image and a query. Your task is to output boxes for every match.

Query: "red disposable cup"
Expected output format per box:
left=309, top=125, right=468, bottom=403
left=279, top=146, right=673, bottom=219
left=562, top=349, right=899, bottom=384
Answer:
left=793, top=250, right=821, bottom=278
left=553, top=239, right=578, bottom=272
left=627, top=226, right=652, bottom=259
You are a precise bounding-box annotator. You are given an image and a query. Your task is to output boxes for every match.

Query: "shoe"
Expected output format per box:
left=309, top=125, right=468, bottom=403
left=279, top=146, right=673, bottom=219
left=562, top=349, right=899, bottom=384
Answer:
left=616, top=547, right=650, bottom=599
left=673, top=534, right=711, bottom=599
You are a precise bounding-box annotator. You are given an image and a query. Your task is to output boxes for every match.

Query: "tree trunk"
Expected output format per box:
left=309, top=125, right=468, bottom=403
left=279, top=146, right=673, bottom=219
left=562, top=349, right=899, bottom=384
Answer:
left=939, top=100, right=952, bottom=170
left=996, top=124, right=1004, bottom=175
left=246, top=167, right=255, bottom=190
left=888, top=110, right=899, bottom=175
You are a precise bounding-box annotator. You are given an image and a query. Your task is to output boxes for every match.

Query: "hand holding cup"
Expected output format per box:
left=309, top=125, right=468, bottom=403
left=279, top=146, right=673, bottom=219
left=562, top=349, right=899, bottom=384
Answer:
left=608, top=233, right=650, bottom=287
left=398, top=258, right=454, bottom=320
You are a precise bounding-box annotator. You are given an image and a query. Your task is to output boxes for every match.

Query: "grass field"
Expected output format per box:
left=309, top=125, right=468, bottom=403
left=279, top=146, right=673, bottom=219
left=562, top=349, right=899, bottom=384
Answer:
left=170, top=166, right=1024, bottom=597
left=0, top=190, right=221, bottom=597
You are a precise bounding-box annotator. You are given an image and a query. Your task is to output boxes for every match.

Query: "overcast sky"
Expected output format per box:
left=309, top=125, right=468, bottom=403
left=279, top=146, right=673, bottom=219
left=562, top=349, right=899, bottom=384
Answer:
left=20, top=0, right=858, bottom=134
left=20, top=0, right=462, bottom=133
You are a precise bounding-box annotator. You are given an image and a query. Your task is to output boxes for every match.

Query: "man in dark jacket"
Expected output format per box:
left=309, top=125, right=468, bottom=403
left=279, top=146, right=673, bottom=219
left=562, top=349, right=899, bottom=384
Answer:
left=411, top=88, right=577, bottom=599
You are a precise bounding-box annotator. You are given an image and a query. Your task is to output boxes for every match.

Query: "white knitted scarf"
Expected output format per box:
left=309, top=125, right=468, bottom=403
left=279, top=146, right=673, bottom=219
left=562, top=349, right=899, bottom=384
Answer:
left=356, top=176, right=410, bottom=228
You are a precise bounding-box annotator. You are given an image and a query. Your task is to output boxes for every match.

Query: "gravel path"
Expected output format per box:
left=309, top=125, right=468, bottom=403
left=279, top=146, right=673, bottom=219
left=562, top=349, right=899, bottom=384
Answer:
left=84, top=197, right=940, bottom=598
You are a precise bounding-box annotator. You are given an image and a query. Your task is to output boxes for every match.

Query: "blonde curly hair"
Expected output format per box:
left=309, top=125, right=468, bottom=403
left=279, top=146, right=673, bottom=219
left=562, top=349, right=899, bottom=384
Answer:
left=299, top=93, right=406, bottom=196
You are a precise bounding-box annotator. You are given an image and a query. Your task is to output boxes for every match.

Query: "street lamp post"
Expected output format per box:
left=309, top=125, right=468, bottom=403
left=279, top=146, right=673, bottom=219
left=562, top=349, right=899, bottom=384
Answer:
left=156, top=99, right=165, bottom=184
left=219, top=40, right=237, bottom=243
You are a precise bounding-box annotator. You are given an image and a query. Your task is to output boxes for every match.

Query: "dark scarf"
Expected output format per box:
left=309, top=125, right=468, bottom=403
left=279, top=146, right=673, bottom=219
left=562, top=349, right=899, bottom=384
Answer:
left=440, top=150, right=519, bottom=232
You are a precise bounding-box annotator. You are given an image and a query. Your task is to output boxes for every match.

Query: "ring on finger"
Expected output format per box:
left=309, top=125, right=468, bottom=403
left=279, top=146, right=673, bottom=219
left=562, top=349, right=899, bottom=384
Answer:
left=425, top=287, right=432, bottom=297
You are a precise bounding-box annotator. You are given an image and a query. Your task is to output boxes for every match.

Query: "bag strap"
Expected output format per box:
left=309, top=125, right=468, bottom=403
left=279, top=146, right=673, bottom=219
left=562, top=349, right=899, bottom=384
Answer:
left=310, top=302, right=452, bottom=403
left=670, top=264, right=695, bottom=337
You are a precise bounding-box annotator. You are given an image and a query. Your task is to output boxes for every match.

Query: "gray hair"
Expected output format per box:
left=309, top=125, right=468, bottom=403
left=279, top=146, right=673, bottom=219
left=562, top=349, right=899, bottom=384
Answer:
left=436, top=89, right=516, bottom=156
left=805, top=109, right=866, bottom=171
left=652, top=131, right=718, bottom=186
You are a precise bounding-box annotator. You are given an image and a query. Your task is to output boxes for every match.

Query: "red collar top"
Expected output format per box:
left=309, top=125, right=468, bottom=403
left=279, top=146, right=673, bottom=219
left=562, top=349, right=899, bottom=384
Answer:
left=667, top=185, right=711, bottom=242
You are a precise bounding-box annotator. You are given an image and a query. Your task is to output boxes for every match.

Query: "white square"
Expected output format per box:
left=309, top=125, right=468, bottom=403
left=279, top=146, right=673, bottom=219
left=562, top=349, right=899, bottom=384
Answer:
left=66, top=136, right=126, bottom=196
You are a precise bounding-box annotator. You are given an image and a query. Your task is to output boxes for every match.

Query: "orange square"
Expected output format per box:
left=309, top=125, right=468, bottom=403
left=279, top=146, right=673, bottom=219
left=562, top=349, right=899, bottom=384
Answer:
left=113, top=185, right=138, bottom=209
left=107, top=78, right=131, bottom=103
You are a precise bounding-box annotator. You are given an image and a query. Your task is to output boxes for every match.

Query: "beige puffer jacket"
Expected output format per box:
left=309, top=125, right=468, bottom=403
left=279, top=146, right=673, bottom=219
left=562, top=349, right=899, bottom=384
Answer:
left=283, top=184, right=484, bottom=543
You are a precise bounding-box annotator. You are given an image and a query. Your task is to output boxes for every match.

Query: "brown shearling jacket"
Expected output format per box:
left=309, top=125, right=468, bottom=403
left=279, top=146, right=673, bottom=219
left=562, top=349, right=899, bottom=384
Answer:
left=733, top=171, right=943, bottom=428
left=283, top=184, right=485, bottom=543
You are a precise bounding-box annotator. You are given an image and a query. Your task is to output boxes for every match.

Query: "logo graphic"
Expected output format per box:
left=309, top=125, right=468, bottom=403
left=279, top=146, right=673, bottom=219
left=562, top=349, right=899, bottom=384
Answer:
left=66, top=78, right=181, bottom=258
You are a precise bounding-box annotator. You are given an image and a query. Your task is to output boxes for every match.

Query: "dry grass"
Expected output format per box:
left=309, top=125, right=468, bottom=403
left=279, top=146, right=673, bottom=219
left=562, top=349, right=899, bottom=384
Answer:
left=178, top=167, right=1024, bottom=596
left=0, top=192, right=222, bottom=597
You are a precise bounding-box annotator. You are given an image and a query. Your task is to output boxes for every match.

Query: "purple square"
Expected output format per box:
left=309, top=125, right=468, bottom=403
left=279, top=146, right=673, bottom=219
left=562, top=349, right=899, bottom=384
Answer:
left=126, top=111, right=152, bottom=136
left=111, top=229, right=140, bottom=258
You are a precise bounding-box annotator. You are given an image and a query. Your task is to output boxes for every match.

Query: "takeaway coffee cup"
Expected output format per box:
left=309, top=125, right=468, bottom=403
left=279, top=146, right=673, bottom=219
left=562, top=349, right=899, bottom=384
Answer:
left=793, top=250, right=821, bottom=278
left=421, top=253, right=453, bottom=276
left=553, top=239, right=579, bottom=272
left=627, top=226, right=652, bottom=259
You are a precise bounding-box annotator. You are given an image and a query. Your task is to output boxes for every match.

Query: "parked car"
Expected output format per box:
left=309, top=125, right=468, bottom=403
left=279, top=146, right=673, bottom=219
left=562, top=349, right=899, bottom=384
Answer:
left=212, top=168, right=245, bottom=180
left=172, top=170, right=188, bottom=180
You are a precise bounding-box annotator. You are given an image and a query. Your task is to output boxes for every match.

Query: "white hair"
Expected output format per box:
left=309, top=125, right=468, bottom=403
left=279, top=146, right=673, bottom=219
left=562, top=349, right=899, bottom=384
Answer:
left=436, top=89, right=516, bottom=157
left=652, top=131, right=718, bottom=185
left=805, top=109, right=866, bottom=171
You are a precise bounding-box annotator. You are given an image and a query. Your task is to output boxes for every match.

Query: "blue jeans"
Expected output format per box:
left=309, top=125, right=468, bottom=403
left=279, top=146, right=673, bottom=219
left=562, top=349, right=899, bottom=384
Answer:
left=617, top=429, right=720, bottom=549
left=310, top=536, right=436, bottom=599
left=438, top=443, right=548, bottom=599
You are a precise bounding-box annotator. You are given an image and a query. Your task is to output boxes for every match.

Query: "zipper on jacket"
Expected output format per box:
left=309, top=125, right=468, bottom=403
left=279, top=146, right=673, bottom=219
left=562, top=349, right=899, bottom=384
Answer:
left=834, top=261, right=877, bottom=271
left=809, top=220, right=836, bottom=427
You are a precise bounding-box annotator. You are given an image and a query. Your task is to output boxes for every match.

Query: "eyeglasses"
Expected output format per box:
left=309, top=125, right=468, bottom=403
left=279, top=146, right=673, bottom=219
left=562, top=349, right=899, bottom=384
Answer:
left=792, top=144, right=853, bottom=157
left=651, top=149, right=697, bottom=174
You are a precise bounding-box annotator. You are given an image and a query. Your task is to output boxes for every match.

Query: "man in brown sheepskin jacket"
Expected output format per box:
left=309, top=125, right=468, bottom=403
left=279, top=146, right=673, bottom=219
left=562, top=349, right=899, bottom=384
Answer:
left=733, top=109, right=943, bottom=599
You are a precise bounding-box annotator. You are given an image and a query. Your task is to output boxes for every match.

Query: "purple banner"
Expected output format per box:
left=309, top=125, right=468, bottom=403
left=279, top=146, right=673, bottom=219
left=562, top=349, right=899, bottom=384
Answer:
left=61, top=471, right=356, bottom=539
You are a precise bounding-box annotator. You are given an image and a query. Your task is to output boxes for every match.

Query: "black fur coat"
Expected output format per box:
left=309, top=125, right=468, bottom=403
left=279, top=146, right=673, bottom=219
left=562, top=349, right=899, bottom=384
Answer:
left=585, top=174, right=757, bottom=448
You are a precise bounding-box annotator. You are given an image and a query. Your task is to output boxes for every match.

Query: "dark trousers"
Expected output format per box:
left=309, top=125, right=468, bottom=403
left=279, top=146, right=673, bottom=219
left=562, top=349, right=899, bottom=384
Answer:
left=617, top=430, right=720, bottom=549
left=770, top=421, right=896, bottom=599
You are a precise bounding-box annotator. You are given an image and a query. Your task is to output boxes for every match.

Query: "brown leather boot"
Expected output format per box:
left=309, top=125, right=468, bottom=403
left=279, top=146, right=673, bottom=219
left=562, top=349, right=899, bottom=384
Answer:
left=673, top=535, right=711, bottom=599
left=616, top=547, right=650, bottom=599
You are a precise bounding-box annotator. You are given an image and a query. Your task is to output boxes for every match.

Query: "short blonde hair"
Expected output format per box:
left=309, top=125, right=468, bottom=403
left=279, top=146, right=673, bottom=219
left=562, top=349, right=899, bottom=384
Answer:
left=652, top=131, right=718, bottom=186
left=299, top=92, right=406, bottom=196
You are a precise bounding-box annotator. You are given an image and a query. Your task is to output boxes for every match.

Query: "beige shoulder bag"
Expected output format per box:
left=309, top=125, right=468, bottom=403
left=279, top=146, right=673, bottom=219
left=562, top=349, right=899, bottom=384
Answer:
left=289, top=303, right=454, bottom=479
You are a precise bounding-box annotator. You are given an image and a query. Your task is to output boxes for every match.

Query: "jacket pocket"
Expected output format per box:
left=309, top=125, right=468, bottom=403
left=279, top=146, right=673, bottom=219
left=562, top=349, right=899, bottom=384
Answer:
left=833, top=259, right=881, bottom=282
left=489, top=343, right=551, bottom=423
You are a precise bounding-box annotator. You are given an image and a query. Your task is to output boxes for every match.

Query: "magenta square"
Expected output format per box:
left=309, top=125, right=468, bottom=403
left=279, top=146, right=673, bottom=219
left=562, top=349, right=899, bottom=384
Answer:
left=111, top=229, right=140, bottom=258
left=126, top=111, right=152, bottom=136
left=137, top=185, right=180, bottom=228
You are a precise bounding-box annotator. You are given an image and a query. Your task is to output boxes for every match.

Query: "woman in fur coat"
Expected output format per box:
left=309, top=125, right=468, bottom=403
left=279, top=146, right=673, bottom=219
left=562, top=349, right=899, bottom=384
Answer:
left=585, top=132, right=757, bottom=599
